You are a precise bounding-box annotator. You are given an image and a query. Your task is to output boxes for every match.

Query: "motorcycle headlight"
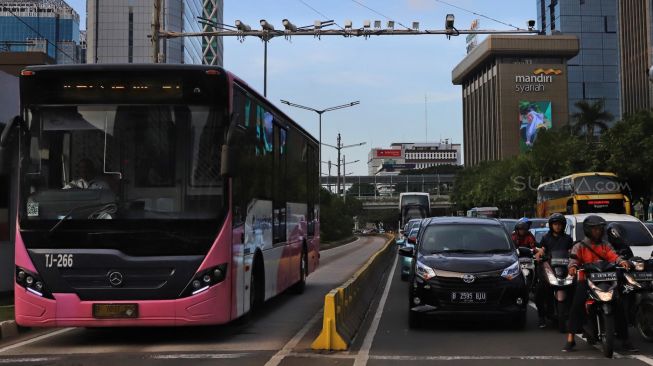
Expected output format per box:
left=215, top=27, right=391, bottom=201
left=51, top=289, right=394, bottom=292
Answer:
left=501, top=261, right=520, bottom=280
left=563, top=275, right=574, bottom=286
left=624, top=273, right=643, bottom=289
left=588, top=280, right=615, bottom=301
left=544, top=265, right=558, bottom=284
left=415, top=260, right=436, bottom=281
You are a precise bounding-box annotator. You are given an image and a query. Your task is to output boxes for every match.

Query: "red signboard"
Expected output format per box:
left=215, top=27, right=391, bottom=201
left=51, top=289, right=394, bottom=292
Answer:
left=376, top=149, right=402, bottom=157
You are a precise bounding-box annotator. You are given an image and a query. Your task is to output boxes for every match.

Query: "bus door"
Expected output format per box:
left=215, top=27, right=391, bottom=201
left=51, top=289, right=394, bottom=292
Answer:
left=271, top=122, right=289, bottom=293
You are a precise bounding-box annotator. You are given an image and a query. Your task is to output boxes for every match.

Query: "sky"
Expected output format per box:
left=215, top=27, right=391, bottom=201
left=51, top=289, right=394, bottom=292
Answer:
left=66, top=0, right=536, bottom=175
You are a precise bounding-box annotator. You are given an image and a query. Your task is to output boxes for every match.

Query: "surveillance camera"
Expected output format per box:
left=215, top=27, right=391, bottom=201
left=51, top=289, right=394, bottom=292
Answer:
left=235, top=20, right=251, bottom=32
left=260, top=19, right=275, bottom=31
left=282, top=19, right=297, bottom=32
left=445, top=14, right=455, bottom=30
left=528, top=20, right=536, bottom=30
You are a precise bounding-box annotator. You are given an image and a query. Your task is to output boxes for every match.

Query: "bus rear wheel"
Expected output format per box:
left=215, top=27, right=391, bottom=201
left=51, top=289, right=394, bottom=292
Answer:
left=291, top=247, right=308, bottom=294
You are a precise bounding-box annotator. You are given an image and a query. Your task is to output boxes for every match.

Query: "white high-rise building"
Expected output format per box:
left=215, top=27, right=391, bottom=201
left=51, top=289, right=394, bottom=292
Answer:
left=86, top=0, right=223, bottom=65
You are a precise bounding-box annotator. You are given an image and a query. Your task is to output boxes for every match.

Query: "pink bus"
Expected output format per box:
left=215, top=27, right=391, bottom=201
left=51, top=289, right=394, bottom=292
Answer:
left=4, top=65, right=320, bottom=327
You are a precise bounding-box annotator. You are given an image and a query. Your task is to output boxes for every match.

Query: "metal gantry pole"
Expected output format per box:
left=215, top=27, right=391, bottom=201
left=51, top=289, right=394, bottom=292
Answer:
left=263, top=41, right=268, bottom=97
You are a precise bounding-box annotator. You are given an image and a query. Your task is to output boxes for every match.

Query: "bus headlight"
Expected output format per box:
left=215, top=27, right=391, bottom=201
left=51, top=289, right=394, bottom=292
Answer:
left=182, top=263, right=228, bottom=297
left=15, top=267, right=53, bottom=299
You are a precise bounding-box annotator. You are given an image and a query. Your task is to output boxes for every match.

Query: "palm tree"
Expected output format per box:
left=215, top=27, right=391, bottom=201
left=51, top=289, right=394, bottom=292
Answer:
left=570, top=100, right=614, bottom=142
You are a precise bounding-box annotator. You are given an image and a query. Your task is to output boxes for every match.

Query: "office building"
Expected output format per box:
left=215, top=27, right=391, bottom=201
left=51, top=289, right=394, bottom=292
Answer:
left=537, top=0, right=621, bottom=121
left=452, top=35, right=579, bottom=166
left=618, top=0, right=653, bottom=115
left=86, top=0, right=223, bottom=65
left=368, top=141, right=461, bottom=176
left=0, top=0, right=82, bottom=64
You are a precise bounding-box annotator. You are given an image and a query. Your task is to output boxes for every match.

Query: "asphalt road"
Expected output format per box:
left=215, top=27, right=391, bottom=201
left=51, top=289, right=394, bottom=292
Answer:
left=0, top=235, right=388, bottom=366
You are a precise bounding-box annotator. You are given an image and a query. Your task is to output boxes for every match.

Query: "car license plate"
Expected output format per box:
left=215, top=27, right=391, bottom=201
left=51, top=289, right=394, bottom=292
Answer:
left=589, top=272, right=617, bottom=282
left=635, top=272, right=653, bottom=281
left=451, top=291, right=486, bottom=303
left=92, top=304, right=138, bottom=319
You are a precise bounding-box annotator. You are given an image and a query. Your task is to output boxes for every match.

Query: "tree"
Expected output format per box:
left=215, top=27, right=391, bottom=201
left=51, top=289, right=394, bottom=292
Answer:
left=346, top=182, right=377, bottom=197
left=600, top=110, right=653, bottom=210
left=571, top=100, right=613, bottom=143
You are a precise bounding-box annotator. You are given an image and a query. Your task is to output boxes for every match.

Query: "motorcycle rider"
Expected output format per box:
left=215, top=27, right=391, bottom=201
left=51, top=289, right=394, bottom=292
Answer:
left=563, top=215, right=632, bottom=352
left=605, top=222, right=637, bottom=352
left=534, top=213, right=573, bottom=328
left=512, top=217, right=537, bottom=250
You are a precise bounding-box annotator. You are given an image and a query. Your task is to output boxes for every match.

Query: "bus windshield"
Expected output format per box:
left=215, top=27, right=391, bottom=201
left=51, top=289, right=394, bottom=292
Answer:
left=401, top=194, right=429, bottom=207
left=19, top=105, right=226, bottom=227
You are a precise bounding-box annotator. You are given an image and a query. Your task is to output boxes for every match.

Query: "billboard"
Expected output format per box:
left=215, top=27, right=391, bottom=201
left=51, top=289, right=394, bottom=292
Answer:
left=376, top=149, right=402, bottom=158
left=519, top=100, right=552, bottom=152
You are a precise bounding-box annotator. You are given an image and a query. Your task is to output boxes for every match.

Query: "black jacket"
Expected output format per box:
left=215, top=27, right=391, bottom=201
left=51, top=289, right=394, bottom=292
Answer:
left=539, top=231, right=574, bottom=257
left=608, top=238, right=634, bottom=260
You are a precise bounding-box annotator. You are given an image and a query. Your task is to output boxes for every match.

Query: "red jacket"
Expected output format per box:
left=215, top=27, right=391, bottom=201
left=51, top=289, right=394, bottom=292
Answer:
left=568, top=238, right=621, bottom=270
left=511, top=231, right=537, bottom=250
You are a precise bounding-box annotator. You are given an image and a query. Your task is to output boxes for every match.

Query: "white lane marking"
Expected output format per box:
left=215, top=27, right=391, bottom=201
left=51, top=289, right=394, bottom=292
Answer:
left=0, top=357, right=59, bottom=363
left=0, top=328, right=73, bottom=354
left=353, top=252, right=399, bottom=366
left=634, top=355, right=653, bottom=366
left=149, top=353, right=250, bottom=359
left=371, top=355, right=616, bottom=360
left=263, top=310, right=323, bottom=366
left=288, top=352, right=622, bottom=361
left=322, top=237, right=362, bottom=253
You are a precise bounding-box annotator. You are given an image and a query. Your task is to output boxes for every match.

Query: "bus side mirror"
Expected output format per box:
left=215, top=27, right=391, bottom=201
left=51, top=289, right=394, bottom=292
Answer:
left=0, top=116, right=23, bottom=175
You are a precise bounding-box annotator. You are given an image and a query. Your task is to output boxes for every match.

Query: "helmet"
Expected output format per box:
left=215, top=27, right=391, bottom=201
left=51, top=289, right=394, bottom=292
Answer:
left=548, top=213, right=566, bottom=230
left=515, top=217, right=531, bottom=231
left=583, top=215, right=606, bottom=238
left=606, top=222, right=625, bottom=244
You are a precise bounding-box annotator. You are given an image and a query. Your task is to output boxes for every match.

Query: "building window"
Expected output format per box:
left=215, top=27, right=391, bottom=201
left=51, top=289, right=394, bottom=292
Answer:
left=128, top=7, right=133, bottom=63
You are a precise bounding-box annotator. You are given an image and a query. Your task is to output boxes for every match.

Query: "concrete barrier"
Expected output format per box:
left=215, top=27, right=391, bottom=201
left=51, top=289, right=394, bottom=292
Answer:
left=312, top=234, right=395, bottom=350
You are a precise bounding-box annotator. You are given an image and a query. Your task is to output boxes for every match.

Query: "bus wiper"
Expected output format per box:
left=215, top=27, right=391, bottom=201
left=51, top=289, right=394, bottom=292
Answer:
left=49, top=202, right=119, bottom=234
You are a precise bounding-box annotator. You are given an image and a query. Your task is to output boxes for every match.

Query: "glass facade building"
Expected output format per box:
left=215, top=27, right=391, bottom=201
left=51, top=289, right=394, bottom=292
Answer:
left=87, top=0, right=222, bottom=65
left=0, top=0, right=82, bottom=64
left=537, top=0, right=621, bottom=122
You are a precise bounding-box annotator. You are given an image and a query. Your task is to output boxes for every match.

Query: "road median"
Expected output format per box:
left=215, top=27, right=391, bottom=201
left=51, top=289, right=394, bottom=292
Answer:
left=311, top=234, right=395, bottom=351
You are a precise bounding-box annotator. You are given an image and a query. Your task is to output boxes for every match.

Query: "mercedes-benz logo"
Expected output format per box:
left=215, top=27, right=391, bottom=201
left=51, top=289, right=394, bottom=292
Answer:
left=462, top=274, right=476, bottom=283
left=108, top=271, right=124, bottom=287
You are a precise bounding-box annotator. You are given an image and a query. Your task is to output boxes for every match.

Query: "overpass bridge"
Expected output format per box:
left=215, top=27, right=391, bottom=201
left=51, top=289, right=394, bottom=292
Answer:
left=320, top=174, right=457, bottom=213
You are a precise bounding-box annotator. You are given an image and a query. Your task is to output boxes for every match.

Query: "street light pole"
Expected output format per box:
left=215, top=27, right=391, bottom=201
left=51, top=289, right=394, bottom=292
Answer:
left=323, top=135, right=365, bottom=196
left=280, top=99, right=360, bottom=178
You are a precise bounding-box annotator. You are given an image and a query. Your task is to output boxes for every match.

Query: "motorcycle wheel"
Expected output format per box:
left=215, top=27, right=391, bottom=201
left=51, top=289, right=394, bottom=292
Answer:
left=557, top=301, right=567, bottom=333
left=636, top=302, right=653, bottom=342
left=600, top=312, right=615, bottom=358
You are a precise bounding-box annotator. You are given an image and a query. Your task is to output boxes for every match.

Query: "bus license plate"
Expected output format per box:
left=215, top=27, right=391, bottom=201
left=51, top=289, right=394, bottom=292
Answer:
left=451, top=291, right=486, bottom=303
left=93, top=304, right=138, bottom=319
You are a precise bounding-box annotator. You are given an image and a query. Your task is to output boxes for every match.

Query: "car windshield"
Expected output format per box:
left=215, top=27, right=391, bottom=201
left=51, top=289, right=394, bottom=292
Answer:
left=501, top=220, right=517, bottom=232
left=575, top=221, right=653, bottom=246
left=19, top=105, right=226, bottom=226
left=420, top=224, right=513, bottom=254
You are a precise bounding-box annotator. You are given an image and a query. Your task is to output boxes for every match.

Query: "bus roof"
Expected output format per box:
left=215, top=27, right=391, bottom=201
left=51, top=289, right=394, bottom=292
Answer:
left=536, top=172, right=619, bottom=190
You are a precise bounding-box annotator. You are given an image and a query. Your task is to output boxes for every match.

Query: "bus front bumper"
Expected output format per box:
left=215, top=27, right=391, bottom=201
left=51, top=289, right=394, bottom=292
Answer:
left=14, top=280, right=232, bottom=327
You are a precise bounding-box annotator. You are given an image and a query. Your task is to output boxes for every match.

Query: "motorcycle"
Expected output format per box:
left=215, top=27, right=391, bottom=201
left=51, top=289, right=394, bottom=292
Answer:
left=518, top=247, right=535, bottom=291
left=580, top=260, right=621, bottom=358
left=541, top=254, right=575, bottom=333
left=623, top=256, right=653, bottom=342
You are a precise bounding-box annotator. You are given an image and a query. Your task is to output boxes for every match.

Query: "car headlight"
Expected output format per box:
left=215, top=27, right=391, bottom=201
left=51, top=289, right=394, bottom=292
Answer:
left=588, top=280, right=615, bottom=302
left=415, top=260, right=436, bottom=281
left=635, top=261, right=646, bottom=272
left=501, top=261, right=520, bottom=280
